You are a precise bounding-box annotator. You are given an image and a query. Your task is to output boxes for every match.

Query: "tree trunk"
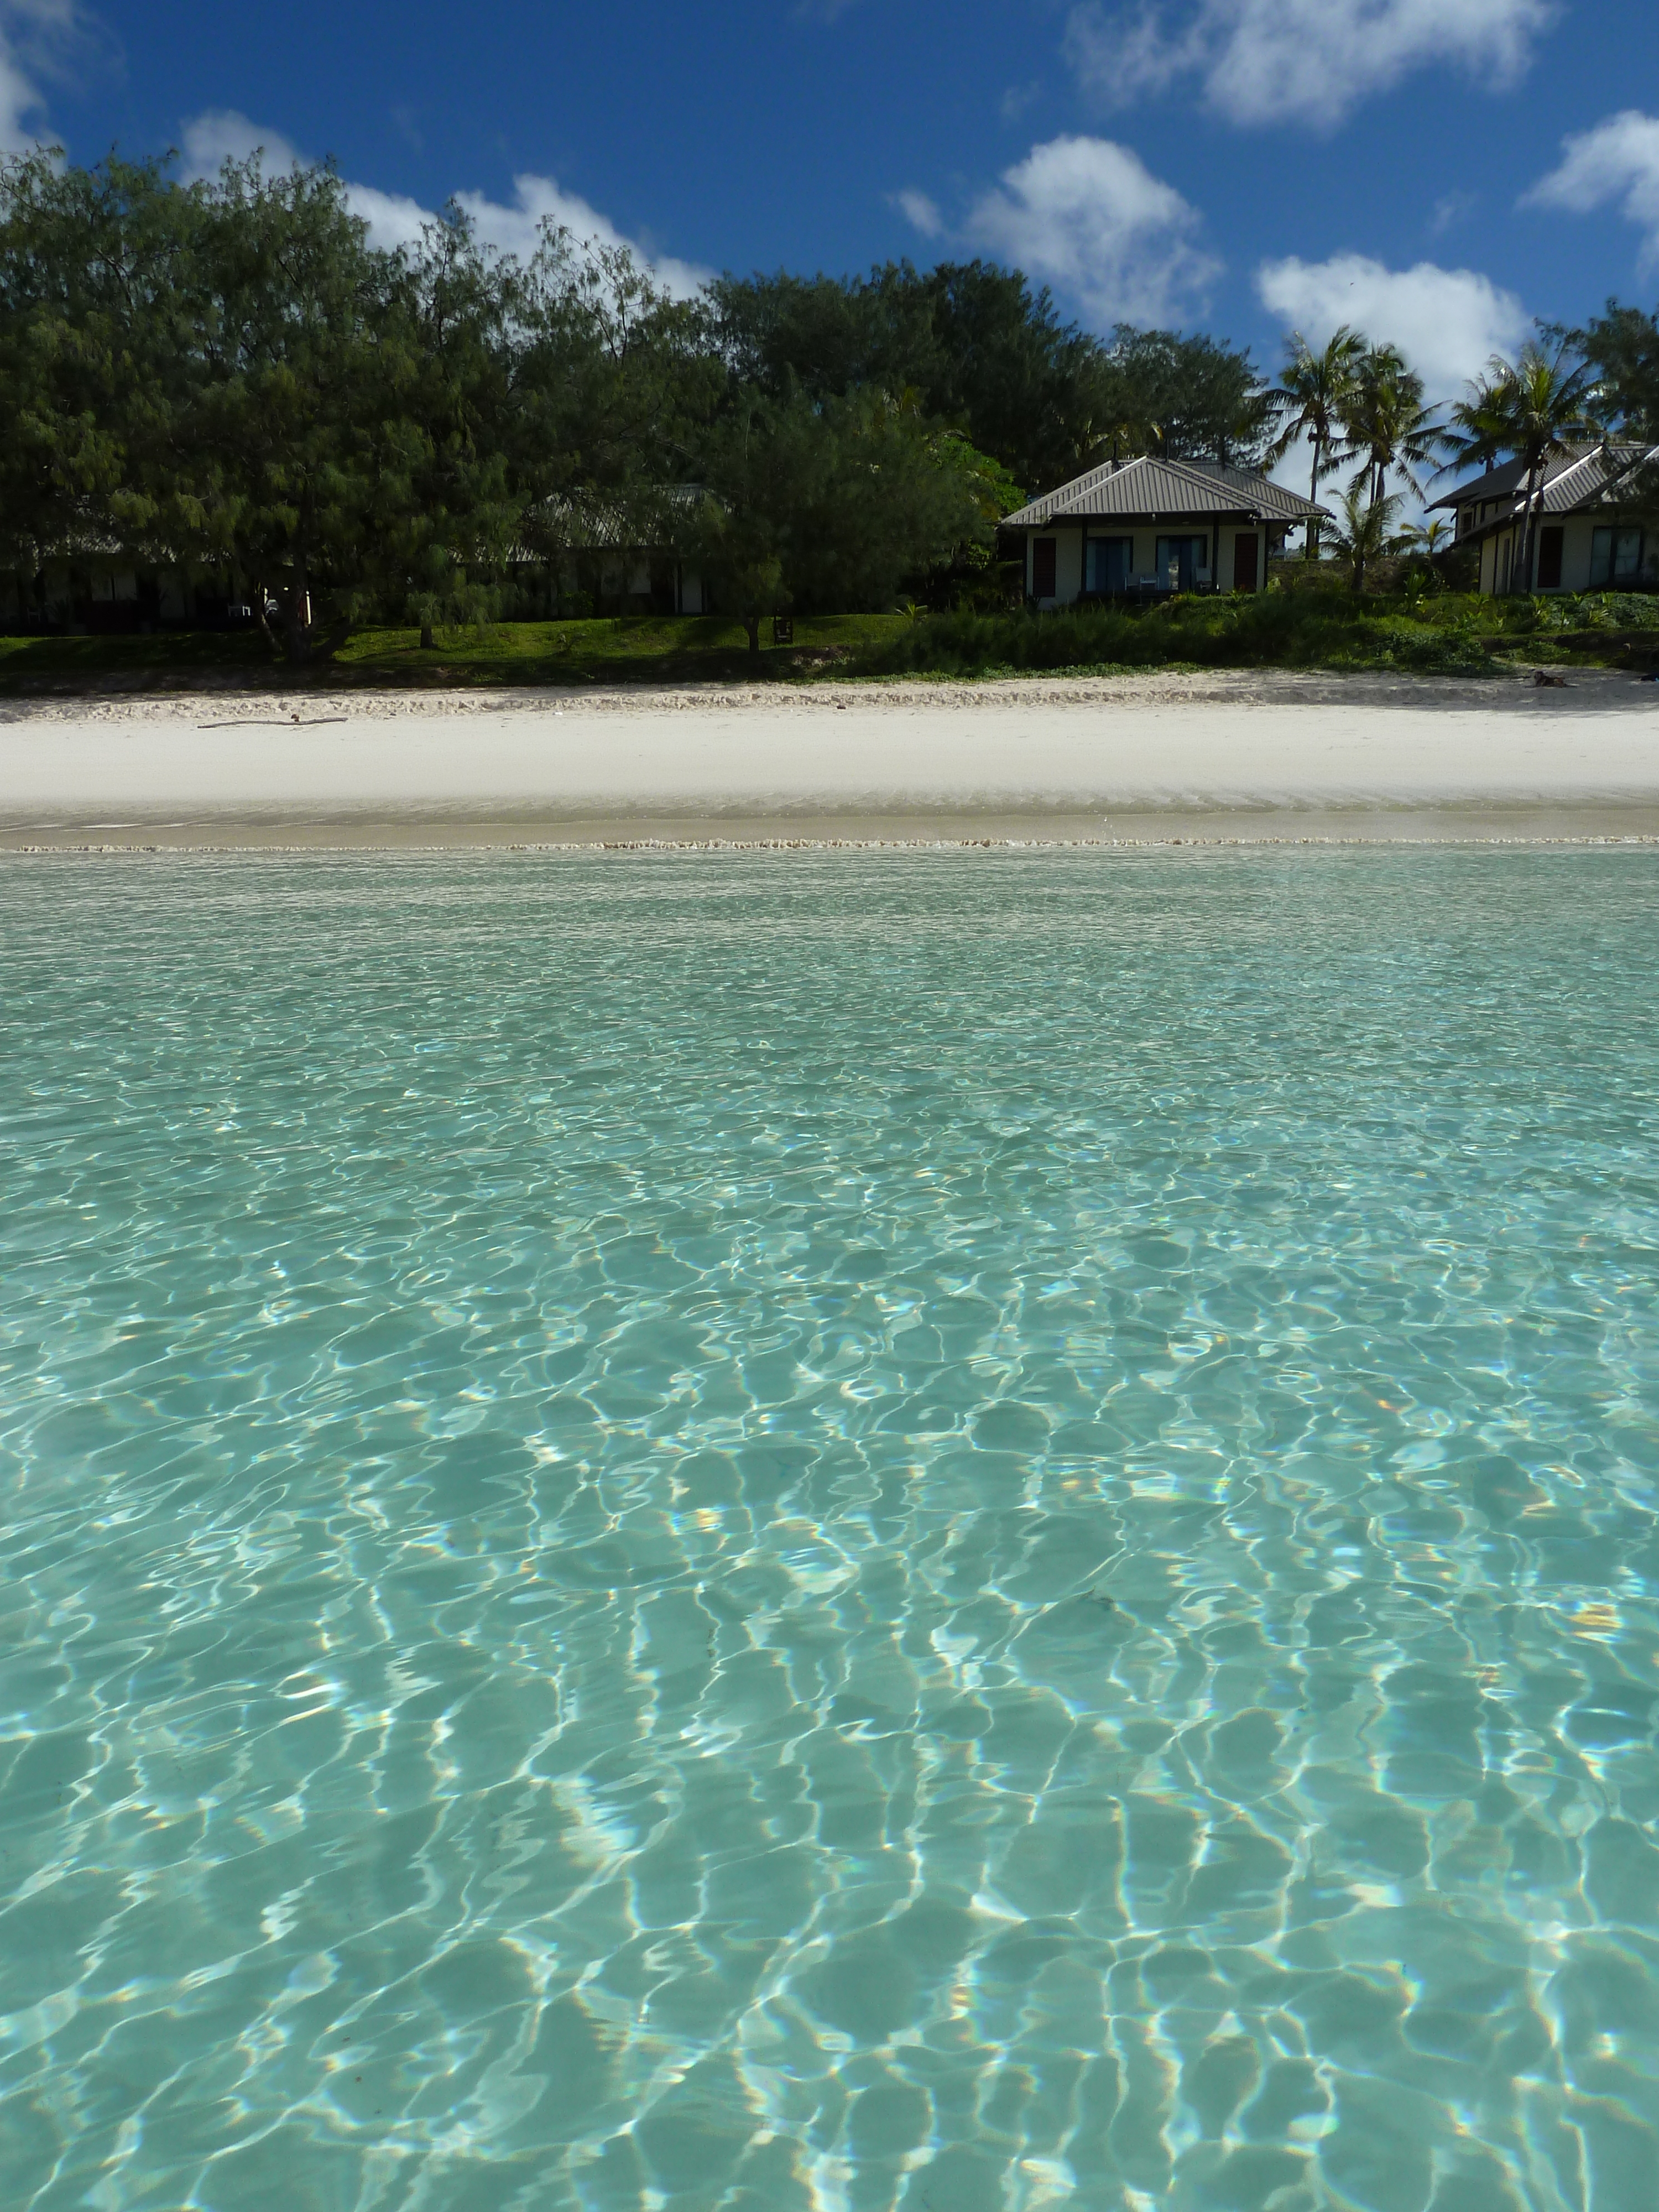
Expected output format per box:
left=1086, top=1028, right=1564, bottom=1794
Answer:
left=420, top=622, right=435, bottom=650
left=743, top=613, right=761, bottom=661
left=1516, top=460, right=1542, bottom=596
left=1307, top=436, right=1322, bottom=560
left=284, top=551, right=310, bottom=665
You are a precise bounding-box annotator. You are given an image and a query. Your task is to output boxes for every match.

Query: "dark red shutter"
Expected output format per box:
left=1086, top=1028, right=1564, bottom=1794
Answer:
left=1233, top=533, right=1259, bottom=591
left=1032, top=538, right=1057, bottom=598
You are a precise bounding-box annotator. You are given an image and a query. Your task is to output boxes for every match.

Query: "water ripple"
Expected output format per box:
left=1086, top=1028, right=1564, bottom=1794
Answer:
left=2, top=848, right=1658, bottom=2210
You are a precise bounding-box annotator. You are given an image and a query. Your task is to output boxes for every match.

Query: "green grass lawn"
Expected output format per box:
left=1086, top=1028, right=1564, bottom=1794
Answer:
left=0, top=613, right=908, bottom=695
left=2, top=594, right=1656, bottom=696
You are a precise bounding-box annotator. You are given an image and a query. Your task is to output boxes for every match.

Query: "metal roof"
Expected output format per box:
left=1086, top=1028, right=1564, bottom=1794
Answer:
left=1429, top=444, right=1659, bottom=517
left=1537, top=443, right=1659, bottom=513
left=1425, top=455, right=1533, bottom=512
left=539, top=486, right=706, bottom=550
left=1002, top=453, right=1329, bottom=528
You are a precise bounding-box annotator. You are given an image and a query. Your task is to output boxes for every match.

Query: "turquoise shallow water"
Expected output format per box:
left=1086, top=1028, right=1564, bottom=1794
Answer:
left=3, top=848, right=1659, bottom=2212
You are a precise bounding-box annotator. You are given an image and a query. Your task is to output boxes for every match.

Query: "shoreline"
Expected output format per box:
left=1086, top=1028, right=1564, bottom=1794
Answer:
left=12, top=812, right=1659, bottom=853
left=6, top=670, right=1659, bottom=850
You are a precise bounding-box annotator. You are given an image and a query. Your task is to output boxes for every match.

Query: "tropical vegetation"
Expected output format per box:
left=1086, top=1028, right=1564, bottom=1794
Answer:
left=0, top=145, right=1269, bottom=662
left=4, top=139, right=1659, bottom=677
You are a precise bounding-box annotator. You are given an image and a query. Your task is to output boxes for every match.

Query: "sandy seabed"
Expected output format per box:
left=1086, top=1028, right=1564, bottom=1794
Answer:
left=4, top=667, right=1659, bottom=848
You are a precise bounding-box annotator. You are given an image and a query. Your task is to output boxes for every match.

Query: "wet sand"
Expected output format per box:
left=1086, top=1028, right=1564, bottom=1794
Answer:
left=4, top=670, right=1658, bottom=848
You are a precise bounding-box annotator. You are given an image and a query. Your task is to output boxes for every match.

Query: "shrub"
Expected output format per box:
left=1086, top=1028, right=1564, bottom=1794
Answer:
left=843, top=594, right=1508, bottom=680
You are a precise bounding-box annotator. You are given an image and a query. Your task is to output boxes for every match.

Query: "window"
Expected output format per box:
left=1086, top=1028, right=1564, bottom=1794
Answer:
left=1087, top=536, right=1134, bottom=594
left=1589, top=526, right=1644, bottom=589
left=1536, top=526, right=1564, bottom=589
left=1155, top=535, right=1209, bottom=590
left=1031, top=536, right=1057, bottom=598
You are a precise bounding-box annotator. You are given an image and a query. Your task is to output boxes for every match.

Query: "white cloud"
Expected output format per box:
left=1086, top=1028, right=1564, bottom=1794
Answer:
left=1, top=0, right=84, bottom=153
left=180, top=109, right=302, bottom=176
left=453, top=176, right=711, bottom=294
left=893, top=187, right=942, bottom=237
left=1255, top=252, right=1527, bottom=396
left=1065, top=0, right=1554, bottom=129
left=1523, top=110, right=1659, bottom=275
left=0, top=46, right=38, bottom=150
left=178, top=109, right=710, bottom=295
left=966, top=134, right=1220, bottom=326
left=1428, top=190, right=1478, bottom=238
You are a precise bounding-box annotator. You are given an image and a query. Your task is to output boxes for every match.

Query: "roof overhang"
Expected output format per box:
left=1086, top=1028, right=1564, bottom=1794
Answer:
left=1001, top=505, right=1314, bottom=529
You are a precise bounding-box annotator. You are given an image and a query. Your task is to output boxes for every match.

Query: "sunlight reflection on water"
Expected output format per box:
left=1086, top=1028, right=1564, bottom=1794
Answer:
left=2, top=847, right=1657, bottom=2211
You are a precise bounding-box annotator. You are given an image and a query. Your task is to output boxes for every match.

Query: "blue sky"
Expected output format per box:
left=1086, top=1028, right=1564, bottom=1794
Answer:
left=7, top=0, right=1659, bottom=412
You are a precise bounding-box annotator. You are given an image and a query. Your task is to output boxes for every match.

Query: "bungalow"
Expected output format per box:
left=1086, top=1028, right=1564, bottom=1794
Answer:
left=1002, top=453, right=1329, bottom=605
left=0, top=552, right=255, bottom=634
left=1427, top=442, right=1659, bottom=595
left=533, top=489, right=708, bottom=618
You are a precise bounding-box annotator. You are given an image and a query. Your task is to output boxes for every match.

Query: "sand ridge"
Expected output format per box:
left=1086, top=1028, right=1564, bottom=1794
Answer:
left=3, top=664, right=1655, bottom=726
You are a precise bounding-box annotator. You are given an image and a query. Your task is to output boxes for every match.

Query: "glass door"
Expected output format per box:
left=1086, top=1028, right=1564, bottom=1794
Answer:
left=1155, top=535, right=1208, bottom=589
left=1087, top=536, right=1134, bottom=594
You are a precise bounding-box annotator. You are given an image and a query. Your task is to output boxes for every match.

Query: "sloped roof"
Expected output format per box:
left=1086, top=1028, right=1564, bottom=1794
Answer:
left=1425, top=455, right=1533, bottom=511
left=1537, top=443, right=1659, bottom=513
left=539, top=486, right=705, bottom=549
left=1003, top=453, right=1329, bottom=528
left=1429, top=444, right=1659, bottom=515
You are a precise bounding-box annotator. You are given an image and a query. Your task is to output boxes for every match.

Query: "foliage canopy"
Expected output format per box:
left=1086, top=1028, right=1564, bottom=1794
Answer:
left=1, top=147, right=1284, bottom=655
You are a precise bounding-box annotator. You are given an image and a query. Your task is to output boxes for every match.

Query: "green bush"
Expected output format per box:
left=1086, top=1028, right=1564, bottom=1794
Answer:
left=843, top=593, right=1509, bottom=679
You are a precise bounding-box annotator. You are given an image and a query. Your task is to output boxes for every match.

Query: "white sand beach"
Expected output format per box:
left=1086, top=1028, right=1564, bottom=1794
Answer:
left=4, top=668, right=1659, bottom=847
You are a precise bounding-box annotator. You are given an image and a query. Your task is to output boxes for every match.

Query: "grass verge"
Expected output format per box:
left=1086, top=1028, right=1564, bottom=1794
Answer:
left=0, top=614, right=904, bottom=695
left=3, top=592, right=1657, bottom=695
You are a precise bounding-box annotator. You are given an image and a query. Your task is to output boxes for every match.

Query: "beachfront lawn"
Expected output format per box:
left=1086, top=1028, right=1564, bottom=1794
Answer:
left=0, top=613, right=910, bottom=695
left=2, top=594, right=1657, bottom=695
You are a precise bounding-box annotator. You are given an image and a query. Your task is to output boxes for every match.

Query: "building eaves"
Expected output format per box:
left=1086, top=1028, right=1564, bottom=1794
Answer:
left=1426, top=444, right=1659, bottom=514
left=1425, top=456, right=1532, bottom=512
left=1003, top=452, right=1328, bottom=528
left=1448, top=445, right=1659, bottom=543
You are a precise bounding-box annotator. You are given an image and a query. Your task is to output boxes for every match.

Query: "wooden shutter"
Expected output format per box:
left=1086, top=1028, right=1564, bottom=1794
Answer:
left=1032, top=538, right=1057, bottom=598
left=1537, top=526, right=1564, bottom=589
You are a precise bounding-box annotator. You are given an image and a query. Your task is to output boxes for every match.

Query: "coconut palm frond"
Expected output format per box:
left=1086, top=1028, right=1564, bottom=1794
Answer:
left=1262, top=325, right=1366, bottom=558
left=1324, top=484, right=1403, bottom=592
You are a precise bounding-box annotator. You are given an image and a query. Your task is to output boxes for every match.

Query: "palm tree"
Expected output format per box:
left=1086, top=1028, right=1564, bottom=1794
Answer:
left=1443, top=341, right=1601, bottom=594
left=1264, top=326, right=1365, bottom=561
left=1442, top=366, right=1513, bottom=476
left=1327, top=483, right=1402, bottom=594
left=1396, top=517, right=1451, bottom=558
left=1341, top=345, right=1444, bottom=508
